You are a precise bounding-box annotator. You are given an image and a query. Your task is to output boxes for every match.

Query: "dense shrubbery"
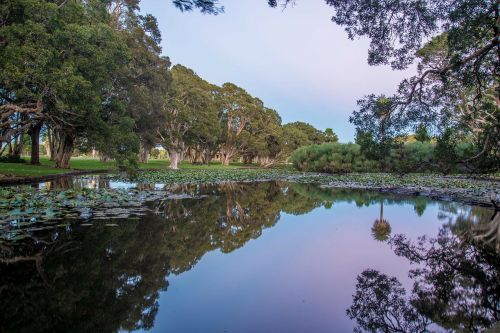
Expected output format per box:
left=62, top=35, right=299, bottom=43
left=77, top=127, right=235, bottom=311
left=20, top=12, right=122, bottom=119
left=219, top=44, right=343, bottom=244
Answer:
left=0, top=155, right=26, bottom=163
left=386, top=142, right=435, bottom=174
left=291, top=141, right=491, bottom=174
left=291, top=143, right=377, bottom=173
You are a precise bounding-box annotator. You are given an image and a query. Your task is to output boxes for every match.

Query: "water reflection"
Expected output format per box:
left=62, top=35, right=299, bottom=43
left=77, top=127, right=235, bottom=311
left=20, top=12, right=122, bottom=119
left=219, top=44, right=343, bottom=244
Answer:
left=0, top=180, right=497, bottom=332
left=371, top=202, right=391, bottom=242
left=348, top=210, right=500, bottom=333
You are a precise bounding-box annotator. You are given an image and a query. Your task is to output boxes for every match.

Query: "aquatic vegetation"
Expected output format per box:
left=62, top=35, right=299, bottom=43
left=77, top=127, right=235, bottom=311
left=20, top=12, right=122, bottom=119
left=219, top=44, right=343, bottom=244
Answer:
left=116, top=169, right=500, bottom=206
left=0, top=171, right=498, bottom=242
left=0, top=186, right=169, bottom=241
left=115, top=168, right=309, bottom=184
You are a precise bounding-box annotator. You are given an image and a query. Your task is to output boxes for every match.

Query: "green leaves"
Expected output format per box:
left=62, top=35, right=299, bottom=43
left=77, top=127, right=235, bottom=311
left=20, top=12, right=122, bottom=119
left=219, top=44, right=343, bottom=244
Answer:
left=291, top=143, right=376, bottom=173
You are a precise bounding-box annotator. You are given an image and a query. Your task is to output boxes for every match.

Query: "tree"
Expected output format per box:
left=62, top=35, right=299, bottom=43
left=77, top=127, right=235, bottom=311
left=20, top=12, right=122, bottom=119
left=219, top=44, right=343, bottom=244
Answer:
left=0, top=0, right=55, bottom=163
left=218, top=83, right=260, bottom=166
left=280, top=121, right=335, bottom=158
left=270, top=0, right=499, bottom=172
left=239, top=107, right=283, bottom=166
left=159, top=65, right=216, bottom=169
left=184, top=83, right=222, bottom=164
left=324, top=128, right=339, bottom=143
left=415, top=124, right=431, bottom=142
left=105, top=0, right=172, bottom=164
left=0, top=0, right=136, bottom=168
left=281, top=123, right=311, bottom=157
left=352, top=95, right=399, bottom=163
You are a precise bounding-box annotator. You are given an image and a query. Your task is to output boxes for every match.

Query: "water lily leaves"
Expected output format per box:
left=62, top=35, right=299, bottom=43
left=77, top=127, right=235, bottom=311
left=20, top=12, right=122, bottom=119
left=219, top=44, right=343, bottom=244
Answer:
left=8, top=208, right=22, bottom=216
left=45, top=208, right=57, bottom=218
left=0, top=172, right=498, bottom=240
left=10, top=233, right=29, bottom=241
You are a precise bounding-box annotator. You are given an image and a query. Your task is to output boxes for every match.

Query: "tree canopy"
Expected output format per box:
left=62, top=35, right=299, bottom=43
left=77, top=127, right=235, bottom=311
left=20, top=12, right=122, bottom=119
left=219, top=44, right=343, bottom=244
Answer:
left=269, top=0, right=499, bottom=172
left=0, top=0, right=336, bottom=170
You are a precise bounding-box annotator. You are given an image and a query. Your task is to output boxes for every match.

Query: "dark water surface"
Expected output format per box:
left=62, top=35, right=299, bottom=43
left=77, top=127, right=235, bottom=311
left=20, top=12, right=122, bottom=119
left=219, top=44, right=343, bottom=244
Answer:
left=0, top=178, right=498, bottom=333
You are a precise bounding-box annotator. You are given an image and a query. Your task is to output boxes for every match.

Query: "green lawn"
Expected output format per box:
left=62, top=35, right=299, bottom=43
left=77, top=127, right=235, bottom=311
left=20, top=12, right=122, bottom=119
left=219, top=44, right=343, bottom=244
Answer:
left=0, top=156, right=249, bottom=177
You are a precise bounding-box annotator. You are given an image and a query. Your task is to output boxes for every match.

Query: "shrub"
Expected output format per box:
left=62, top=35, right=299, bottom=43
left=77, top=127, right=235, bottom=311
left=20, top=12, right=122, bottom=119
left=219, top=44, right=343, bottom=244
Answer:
left=0, top=155, right=26, bottom=163
left=291, top=143, right=377, bottom=173
left=387, top=141, right=435, bottom=173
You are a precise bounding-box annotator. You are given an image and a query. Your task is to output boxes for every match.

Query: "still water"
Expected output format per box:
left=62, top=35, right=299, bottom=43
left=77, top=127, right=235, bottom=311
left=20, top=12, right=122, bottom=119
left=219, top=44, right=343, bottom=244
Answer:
left=0, top=179, right=498, bottom=333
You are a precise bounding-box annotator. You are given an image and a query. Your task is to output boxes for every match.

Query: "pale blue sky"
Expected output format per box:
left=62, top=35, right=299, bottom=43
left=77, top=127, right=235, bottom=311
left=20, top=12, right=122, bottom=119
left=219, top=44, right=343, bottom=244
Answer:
left=140, top=0, right=415, bottom=142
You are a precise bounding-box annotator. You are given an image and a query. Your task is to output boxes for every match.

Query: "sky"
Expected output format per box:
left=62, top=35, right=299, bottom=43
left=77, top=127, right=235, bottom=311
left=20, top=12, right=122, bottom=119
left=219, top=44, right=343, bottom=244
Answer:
left=140, top=0, right=416, bottom=142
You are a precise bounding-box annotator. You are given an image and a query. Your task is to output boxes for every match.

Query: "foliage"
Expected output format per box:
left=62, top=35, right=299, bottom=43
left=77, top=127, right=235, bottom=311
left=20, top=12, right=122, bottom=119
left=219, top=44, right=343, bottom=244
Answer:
left=0, top=155, right=26, bottom=163
left=351, top=95, right=401, bottom=164
left=172, top=0, right=224, bottom=14
left=159, top=65, right=217, bottom=169
left=0, top=0, right=337, bottom=172
left=292, top=0, right=500, bottom=173
left=415, top=124, right=431, bottom=142
left=291, top=143, right=377, bottom=173
left=387, top=142, right=435, bottom=174
left=282, top=122, right=336, bottom=156
left=432, top=129, right=460, bottom=174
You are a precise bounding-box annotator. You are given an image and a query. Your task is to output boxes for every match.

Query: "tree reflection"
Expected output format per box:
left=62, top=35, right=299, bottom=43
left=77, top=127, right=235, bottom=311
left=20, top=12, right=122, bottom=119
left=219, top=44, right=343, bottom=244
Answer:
left=0, top=220, right=170, bottom=333
left=0, top=182, right=290, bottom=332
left=347, top=269, right=432, bottom=333
left=348, top=211, right=500, bottom=333
left=371, top=201, right=391, bottom=242
left=1, top=181, right=493, bottom=332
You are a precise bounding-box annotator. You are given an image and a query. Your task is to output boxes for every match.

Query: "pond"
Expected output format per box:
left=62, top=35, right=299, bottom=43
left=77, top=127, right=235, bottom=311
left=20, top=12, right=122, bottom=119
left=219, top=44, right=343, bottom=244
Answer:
left=0, top=177, right=498, bottom=333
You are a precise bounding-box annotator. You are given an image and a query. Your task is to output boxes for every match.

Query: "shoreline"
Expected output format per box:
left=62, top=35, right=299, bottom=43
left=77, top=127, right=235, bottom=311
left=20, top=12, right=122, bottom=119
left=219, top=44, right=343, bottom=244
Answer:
left=1, top=168, right=498, bottom=208
left=0, top=169, right=111, bottom=186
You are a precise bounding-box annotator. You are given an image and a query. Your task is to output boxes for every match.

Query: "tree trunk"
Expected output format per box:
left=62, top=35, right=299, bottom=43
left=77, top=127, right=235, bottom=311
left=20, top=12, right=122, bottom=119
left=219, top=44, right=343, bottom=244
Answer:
left=186, top=148, right=196, bottom=164
left=139, top=143, right=150, bottom=164
left=29, top=122, right=42, bottom=165
left=221, top=149, right=233, bottom=166
left=47, top=128, right=56, bottom=161
left=203, top=150, right=213, bottom=165
left=45, top=140, right=51, bottom=159
left=8, top=137, right=13, bottom=156
left=11, top=132, right=24, bottom=160
left=54, top=132, right=74, bottom=169
left=169, top=150, right=180, bottom=169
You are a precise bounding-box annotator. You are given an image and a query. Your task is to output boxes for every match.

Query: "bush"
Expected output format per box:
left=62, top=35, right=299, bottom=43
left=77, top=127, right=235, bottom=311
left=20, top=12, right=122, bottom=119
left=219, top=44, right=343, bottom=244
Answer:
left=0, top=155, right=26, bottom=163
left=291, top=143, right=377, bottom=173
left=386, top=142, right=435, bottom=173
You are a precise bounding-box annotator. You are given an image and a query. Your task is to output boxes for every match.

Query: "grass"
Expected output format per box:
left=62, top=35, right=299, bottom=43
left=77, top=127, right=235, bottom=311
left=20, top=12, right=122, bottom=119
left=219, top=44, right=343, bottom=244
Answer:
left=0, top=156, right=250, bottom=178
